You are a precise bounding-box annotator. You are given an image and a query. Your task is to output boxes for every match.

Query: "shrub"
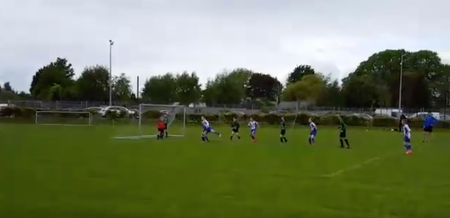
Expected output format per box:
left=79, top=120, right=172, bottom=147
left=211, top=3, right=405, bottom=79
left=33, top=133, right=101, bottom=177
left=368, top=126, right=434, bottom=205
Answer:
left=1, top=106, right=450, bottom=128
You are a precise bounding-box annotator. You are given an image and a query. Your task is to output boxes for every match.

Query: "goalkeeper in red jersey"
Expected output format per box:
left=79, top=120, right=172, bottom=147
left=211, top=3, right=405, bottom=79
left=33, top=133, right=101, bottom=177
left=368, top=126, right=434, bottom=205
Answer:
left=157, top=117, right=166, bottom=140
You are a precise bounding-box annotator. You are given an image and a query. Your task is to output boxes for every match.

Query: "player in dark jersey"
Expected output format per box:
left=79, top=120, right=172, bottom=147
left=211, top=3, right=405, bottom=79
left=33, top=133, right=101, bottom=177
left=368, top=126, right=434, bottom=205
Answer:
left=163, top=114, right=169, bottom=138
left=280, top=117, right=288, bottom=143
left=230, top=117, right=241, bottom=140
left=338, top=116, right=350, bottom=148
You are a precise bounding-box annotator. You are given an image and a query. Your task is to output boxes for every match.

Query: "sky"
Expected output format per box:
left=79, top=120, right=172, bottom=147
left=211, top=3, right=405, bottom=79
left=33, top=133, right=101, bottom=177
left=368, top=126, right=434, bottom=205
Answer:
left=1, top=0, right=450, bottom=93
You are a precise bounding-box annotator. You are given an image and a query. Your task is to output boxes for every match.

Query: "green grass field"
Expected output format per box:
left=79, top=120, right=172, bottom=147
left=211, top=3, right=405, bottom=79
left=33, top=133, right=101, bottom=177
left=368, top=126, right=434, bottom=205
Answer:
left=1, top=124, right=450, bottom=218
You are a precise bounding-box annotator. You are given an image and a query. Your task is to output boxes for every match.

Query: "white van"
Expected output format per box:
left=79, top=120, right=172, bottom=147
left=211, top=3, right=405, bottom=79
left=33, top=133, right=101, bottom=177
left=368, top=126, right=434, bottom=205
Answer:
left=374, top=108, right=403, bottom=118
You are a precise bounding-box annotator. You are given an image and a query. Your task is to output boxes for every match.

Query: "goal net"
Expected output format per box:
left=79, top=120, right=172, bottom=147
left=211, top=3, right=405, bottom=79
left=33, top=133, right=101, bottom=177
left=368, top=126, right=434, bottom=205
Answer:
left=114, top=104, right=186, bottom=139
left=35, top=110, right=92, bottom=126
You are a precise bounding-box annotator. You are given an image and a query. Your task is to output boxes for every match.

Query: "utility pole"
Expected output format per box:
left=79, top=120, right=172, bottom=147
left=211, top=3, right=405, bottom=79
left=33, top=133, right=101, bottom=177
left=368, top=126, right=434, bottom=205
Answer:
left=109, top=40, right=114, bottom=106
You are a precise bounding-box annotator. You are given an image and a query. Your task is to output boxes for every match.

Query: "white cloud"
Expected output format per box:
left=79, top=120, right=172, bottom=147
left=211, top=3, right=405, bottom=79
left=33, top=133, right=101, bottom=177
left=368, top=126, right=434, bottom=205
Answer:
left=1, top=0, right=449, bottom=92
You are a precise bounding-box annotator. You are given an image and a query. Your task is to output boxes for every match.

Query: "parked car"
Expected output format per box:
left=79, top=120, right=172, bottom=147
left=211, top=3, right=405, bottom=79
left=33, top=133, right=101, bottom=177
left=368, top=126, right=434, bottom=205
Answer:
left=99, top=106, right=135, bottom=117
left=440, top=114, right=450, bottom=121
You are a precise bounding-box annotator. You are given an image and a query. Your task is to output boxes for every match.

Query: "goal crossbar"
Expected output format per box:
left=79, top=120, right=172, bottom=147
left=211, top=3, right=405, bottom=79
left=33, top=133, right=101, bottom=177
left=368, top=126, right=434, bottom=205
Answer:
left=138, top=104, right=186, bottom=132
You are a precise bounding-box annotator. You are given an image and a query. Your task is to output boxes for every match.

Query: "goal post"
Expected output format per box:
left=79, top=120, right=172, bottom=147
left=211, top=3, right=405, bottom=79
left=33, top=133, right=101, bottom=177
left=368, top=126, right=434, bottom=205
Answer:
left=113, top=104, right=186, bottom=139
left=35, top=110, right=93, bottom=126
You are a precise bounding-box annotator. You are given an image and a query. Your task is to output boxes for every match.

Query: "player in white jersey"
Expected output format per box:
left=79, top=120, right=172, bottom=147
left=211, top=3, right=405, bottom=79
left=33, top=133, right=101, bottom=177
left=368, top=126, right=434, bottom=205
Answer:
left=402, top=119, right=413, bottom=154
left=201, top=116, right=221, bottom=142
left=308, top=118, right=317, bottom=145
left=248, top=117, right=258, bottom=142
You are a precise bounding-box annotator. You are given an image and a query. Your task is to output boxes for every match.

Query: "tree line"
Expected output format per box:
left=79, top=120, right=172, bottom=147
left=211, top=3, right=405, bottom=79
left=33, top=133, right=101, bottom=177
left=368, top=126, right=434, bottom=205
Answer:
left=1, top=49, right=449, bottom=109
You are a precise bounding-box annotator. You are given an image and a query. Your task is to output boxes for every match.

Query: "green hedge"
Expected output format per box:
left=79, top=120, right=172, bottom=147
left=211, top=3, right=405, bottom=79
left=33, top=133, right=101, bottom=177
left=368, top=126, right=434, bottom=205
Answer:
left=1, top=106, right=450, bottom=128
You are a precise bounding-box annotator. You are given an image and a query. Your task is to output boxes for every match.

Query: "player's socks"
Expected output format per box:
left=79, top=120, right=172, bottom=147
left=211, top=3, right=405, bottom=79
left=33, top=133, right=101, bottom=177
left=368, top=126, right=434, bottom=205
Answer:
left=237, top=135, right=240, bottom=139
left=280, top=137, right=283, bottom=143
left=165, top=131, right=168, bottom=138
left=345, top=139, right=350, bottom=148
left=157, top=134, right=161, bottom=140
left=340, top=139, right=344, bottom=147
left=230, top=135, right=233, bottom=140
left=282, top=137, right=287, bottom=143
left=308, top=137, right=312, bottom=144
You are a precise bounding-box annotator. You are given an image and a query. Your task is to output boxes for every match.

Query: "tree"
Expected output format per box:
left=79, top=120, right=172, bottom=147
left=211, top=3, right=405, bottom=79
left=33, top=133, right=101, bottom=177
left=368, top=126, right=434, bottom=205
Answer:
left=202, top=69, right=252, bottom=106
left=429, top=64, right=450, bottom=107
left=113, top=73, right=132, bottom=102
left=17, top=91, right=32, bottom=100
left=341, top=74, right=379, bottom=108
left=76, top=65, right=110, bottom=102
left=343, top=49, right=444, bottom=108
left=30, top=57, right=75, bottom=100
left=283, top=74, right=325, bottom=105
left=141, top=73, right=178, bottom=104
left=175, top=71, right=201, bottom=105
left=287, top=65, right=316, bottom=85
left=316, top=75, right=344, bottom=107
left=48, top=83, right=63, bottom=100
left=227, top=68, right=253, bottom=99
left=246, top=73, right=283, bottom=102
left=3, top=82, right=12, bottom=92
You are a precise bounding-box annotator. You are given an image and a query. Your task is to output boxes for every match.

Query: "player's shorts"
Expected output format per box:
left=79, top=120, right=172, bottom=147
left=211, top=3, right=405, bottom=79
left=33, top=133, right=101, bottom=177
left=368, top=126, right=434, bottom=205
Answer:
left=203, top=127, right=212, bottom=134
left=158, top=128, right=165, bottom=134
left=280, top=129, right=286, bottom=135
left=310, top=131, right=317, bottom=138
left=232, top=128, right=239, bottom=133
left=423, top=126, right=433, bottom=132
left=250, top=129, right=256, bottom=135
left=404, top=136, right=411, bottom=143
left=339, top=131, right=346, bottom=138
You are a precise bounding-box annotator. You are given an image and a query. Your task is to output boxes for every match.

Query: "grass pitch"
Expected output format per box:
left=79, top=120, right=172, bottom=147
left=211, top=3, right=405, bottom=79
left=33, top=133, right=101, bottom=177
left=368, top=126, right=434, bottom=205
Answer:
left=1, top=124, right=450, bottom=218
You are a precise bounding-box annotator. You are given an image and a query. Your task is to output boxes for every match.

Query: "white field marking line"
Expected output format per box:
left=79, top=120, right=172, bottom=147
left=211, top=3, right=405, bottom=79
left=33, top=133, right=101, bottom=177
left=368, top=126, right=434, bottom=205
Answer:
left=323, top=152, right=396, bottom=178
left=112, top=134, right=184, bottom=139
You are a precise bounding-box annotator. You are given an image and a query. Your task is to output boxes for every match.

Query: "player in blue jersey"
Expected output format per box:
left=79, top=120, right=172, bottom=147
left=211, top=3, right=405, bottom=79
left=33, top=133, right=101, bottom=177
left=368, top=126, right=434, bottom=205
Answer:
left=201, top=116, right=221, bottom=142
left=308, top=118, right=317, bottom=145
left=422, top=112, right=437, bottom=143
left=248, top=117, right=258, bottom=142
left=402, top=119, right=413, bottom=154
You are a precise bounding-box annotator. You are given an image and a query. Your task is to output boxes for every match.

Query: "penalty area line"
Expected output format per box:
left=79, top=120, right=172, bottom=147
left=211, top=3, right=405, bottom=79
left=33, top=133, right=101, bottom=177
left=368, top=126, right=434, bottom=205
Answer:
left=322, top=153, right=396, bottom=178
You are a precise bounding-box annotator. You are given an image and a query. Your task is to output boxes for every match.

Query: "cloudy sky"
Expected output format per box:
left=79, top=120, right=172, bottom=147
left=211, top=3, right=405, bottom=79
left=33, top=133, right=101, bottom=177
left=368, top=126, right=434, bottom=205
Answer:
left=1, top=0, right=450, bottom=93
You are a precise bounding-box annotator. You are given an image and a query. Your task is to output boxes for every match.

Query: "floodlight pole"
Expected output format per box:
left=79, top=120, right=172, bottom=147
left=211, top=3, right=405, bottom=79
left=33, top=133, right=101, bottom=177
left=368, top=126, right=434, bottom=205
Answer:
left=398, top=53, right=405, bottom=117
left=109, top=40, right=114, bottom=106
